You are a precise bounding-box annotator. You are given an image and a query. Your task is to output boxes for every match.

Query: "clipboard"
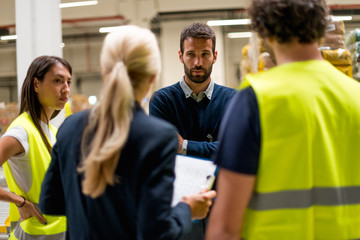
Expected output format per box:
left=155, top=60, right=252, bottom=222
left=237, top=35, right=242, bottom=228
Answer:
left=171, top=154, right=217, bottom=206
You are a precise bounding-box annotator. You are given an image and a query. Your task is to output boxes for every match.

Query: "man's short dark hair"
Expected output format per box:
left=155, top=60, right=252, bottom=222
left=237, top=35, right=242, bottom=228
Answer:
left=248, top=0, right=329, bottom=44
left=180, top=22, right=216, bottom=54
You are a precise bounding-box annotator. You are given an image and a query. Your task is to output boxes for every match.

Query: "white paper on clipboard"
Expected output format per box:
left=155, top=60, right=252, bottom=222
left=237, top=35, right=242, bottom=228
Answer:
left=171, top=154, right=217, bottom=206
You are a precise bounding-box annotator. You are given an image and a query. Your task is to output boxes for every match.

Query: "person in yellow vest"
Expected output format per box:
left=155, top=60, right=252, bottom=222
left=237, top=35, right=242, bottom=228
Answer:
left=206, top=0, right=360, bottom=239
left=0, top=55, right=71, bottom=239
left=64, top=101, right=73, bottom=118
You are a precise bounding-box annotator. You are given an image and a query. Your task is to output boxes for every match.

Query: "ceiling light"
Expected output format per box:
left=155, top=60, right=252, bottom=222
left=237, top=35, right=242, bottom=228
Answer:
left=59, top=1, right=98, bottom=9
left=227, top=32, right=252, bottom=39
left=207, top=19, right=251, bottom=26
left=1, top=35, right=17, bottom=40
left=331, top=16, right=352, bottom=21
left=88, top=96, right=97, bottom=105
left=99, top=26, right=122, bottom=33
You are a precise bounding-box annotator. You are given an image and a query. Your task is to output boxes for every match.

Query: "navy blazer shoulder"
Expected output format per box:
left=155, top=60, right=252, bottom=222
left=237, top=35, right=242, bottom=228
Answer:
left=40, top=103, right=192, bottom=240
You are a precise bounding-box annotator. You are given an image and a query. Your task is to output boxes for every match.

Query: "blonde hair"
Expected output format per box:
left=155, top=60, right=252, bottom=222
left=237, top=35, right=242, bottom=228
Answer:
left=79, top=25, right=161, bottom=198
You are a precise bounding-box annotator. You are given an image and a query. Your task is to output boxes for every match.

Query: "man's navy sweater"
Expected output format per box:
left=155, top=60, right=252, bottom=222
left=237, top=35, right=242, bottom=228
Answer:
left=149, top=82, right=236, bottom=158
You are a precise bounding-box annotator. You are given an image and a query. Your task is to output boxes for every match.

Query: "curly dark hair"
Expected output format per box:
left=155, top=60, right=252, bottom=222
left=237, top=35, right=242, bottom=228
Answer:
left=180, top=22, right=216, bottom=54
left=248, top=0, right=329, bottom=44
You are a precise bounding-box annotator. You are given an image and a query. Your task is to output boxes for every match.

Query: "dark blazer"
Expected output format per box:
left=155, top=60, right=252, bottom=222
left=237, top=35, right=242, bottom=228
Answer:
left=39, top=103, right=192, bottom=240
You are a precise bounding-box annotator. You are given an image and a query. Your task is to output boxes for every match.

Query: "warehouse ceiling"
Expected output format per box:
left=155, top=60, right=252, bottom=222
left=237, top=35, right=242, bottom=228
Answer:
left=0, top=0, right=360, bottom=47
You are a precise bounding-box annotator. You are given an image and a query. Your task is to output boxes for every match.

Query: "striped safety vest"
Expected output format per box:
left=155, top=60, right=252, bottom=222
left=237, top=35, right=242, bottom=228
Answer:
left=241, top=60, right=360, bottom=239
left=3, top=112, right=66, bottom=239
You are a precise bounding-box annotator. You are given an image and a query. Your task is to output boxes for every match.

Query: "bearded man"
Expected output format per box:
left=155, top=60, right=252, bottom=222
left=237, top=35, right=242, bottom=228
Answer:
left=150, top=22, right=236, bottom=159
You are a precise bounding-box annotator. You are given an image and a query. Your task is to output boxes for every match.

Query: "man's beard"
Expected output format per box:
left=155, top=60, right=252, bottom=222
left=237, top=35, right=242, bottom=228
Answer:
left=184, top=64, right=213, bottom=84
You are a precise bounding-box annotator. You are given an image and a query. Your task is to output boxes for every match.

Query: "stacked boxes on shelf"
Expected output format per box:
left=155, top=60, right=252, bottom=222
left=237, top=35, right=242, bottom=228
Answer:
left=346, top=29, right=360, bottom=81
left=319, top=19, right=353, bottom=78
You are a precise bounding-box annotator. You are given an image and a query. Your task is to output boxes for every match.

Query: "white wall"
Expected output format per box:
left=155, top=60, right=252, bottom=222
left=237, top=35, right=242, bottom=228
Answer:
left=224, top=37, right=251, bottom=89
left=157, top=0, right=248, bottom=12
left=0, top=88, right=11, bottom=103
left=0, top=49, right=16, bottom=77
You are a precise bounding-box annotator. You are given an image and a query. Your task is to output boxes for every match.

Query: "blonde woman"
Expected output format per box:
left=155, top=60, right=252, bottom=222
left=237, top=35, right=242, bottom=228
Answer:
left=39, top=25, right=216, bottom=240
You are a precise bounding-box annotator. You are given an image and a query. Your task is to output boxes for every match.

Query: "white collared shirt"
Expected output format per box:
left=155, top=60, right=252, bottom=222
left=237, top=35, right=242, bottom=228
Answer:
left=178, top=77, right=214, bottom=154
left=179, top=77, right=214, bottom=102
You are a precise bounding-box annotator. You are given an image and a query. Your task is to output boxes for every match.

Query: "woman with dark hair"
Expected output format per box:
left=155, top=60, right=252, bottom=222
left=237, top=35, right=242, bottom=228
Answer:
left=0, top=55, right=71, bottom=239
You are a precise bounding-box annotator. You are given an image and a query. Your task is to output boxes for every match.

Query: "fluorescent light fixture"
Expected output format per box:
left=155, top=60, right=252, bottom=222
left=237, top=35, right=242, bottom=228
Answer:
left=207, top=19, right=251, bottom=26
left=331, top=16, right=352, bottom=21
left=227, top=32, right=252, bottom=39
left=59, top=0, right=98, bottom=9
left=88, top=96, right=97, bottom=105
left=99, top=26, right=122, bottom=33
left=1, top=35, right=17, bottom=40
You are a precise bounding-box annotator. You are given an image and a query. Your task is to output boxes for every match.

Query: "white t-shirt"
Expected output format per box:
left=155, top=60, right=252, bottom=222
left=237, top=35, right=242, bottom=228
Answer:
left=1, top=121, right=55, bottom=193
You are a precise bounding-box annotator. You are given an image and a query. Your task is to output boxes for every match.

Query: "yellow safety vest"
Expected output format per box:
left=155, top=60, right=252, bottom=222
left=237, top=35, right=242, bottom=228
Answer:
left=3, top=112, right=66, bottom=239
left=241, top=60, right=360, bottom=239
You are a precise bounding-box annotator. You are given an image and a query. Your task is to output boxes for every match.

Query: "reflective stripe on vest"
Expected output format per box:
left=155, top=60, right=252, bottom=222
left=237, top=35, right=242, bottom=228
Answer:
left=3, top=112, right=66, bottom=237
left=240, top=60, right=360, bottom=239
left=11, top=222, right=65, bottom=240
left=249, top=186, right=360, bottom=211
left=9, top=204, right=66, bottom=240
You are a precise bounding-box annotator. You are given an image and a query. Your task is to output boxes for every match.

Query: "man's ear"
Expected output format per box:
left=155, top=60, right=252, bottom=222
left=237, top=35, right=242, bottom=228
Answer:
left=178, top=50, right=184, bottom=63
left=34, top=78, right=39, bottom=93
left=264, top=37, right=276, bottom=48
left=213, top=51, right=218, bottom=64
